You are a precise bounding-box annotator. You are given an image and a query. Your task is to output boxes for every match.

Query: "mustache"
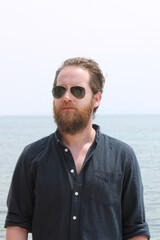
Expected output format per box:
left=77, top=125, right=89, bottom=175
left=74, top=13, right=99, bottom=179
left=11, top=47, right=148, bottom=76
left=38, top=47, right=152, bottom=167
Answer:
left=60, top=103, right=76, bottom=108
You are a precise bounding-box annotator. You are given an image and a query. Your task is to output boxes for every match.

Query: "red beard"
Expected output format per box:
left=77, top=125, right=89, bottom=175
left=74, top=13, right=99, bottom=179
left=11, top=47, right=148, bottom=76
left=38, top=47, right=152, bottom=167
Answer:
left=53, top=100, right=94, bottom=135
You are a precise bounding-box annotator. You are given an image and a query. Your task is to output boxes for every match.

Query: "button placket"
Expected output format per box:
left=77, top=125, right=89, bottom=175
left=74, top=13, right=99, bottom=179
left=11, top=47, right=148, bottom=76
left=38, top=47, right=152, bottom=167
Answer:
left=69, top=179, right=82, bottom=239
left=70, top=169, right=75, bottom=173
left=59, top=142, right=83, bottom=239
left=64, top=148, right=68, bottom=152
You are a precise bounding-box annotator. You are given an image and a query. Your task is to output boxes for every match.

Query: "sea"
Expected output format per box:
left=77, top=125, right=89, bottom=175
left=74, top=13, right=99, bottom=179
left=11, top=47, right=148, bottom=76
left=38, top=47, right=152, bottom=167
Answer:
left=0, top=115, right=159, bottom=239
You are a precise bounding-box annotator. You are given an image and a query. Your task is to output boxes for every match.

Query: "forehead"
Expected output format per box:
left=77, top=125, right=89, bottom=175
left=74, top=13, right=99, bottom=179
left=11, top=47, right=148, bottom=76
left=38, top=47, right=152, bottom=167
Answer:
left=56, top=66, right=90, bottom=86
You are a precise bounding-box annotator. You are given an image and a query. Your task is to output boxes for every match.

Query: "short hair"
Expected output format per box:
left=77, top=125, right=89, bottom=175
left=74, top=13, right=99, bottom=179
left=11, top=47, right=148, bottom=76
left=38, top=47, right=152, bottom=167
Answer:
left=53, top=57, right=105, bottom=114
left=53, top=57, right=105, bottom=94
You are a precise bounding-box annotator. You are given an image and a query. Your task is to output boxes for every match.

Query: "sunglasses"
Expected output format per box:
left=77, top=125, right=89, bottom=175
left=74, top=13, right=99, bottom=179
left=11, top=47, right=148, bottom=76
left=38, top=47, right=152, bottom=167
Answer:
left=52, top=86, right=85, bottom=99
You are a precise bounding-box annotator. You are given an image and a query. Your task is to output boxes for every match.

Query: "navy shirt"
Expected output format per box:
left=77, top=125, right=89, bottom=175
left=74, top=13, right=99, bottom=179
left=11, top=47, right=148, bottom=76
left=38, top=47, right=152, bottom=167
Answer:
left=5, top=125, right=150, bottom=240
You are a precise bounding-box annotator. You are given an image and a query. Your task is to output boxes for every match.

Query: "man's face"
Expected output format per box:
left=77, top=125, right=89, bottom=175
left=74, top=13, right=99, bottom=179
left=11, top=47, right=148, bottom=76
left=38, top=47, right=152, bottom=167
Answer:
left=53, top=66, right=99, bottom=135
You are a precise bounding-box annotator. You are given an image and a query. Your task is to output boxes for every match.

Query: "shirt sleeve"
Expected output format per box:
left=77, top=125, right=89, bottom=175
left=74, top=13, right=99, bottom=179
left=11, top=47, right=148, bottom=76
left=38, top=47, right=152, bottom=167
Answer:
left=122, top=149, right=150, bottom=239
left=4, top=147, right=34, bottom=232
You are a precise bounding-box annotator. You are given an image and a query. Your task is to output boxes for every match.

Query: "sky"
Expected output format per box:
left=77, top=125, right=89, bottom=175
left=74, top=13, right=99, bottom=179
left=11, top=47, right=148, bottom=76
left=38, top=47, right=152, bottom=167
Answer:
left=0, top=0, right=160, bottom=115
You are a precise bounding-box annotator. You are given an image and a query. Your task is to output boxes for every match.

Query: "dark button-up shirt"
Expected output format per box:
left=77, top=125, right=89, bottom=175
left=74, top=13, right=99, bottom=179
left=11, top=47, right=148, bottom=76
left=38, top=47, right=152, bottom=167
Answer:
left=5, top=125, right=150, bottom=240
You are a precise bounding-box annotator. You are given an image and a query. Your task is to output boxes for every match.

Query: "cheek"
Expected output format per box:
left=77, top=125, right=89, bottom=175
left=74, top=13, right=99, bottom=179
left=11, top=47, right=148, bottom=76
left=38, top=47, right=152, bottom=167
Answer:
left=53, top=99, right=61, bottom=107
left=53, top=100, right=59, bottom=112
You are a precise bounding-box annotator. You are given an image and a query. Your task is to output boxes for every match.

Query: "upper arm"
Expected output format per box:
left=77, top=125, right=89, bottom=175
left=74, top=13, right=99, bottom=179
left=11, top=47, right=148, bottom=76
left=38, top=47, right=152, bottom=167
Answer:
left=122, top=149, right=150, bottom=239
left=6, top=226, right=28, bottom=240
left=5, top=149, right=34, bottom=231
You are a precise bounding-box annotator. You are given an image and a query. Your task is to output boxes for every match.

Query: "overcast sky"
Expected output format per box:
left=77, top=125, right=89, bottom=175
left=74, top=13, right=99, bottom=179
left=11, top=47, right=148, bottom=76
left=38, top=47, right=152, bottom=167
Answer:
left=0, top=0, right=160, bottom=115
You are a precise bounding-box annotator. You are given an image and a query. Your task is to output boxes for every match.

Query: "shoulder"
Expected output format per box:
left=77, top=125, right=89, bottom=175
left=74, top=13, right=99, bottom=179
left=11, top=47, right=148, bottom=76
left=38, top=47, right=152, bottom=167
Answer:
left=20, top=133, right=56, bottom=164
left=100, top=132, right=134, bottom=155
left=95, top=124, right=134, bottom=157
left=24, top=133, right=54, bottom=151
left=99, top=132, right=138, bottom=170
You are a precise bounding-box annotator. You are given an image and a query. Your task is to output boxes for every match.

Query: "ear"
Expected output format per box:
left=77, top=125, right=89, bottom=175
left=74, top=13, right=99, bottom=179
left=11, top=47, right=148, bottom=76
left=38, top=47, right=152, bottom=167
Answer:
left=93, top=92, right=102, bottom=109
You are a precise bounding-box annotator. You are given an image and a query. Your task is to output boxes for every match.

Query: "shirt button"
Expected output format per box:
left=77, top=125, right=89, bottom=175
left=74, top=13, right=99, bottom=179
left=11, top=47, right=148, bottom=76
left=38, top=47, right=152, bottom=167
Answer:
left=70, top=169, right=74, bottom=173
left=73, top=216, right=77, bottom=220
left=75, top=192, right=79, bottom=196
left=64, top=148, right=68, bottom=152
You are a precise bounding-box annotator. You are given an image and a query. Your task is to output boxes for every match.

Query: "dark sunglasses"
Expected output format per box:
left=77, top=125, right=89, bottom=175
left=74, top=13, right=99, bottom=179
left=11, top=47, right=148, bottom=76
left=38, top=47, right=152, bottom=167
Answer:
left=52, top=86, right=85, bottom=99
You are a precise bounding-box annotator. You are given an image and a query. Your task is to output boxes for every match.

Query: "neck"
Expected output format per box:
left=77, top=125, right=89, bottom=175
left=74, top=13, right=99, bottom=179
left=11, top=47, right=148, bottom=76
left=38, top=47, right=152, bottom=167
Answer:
left=60, top=122, right=96, bottom=148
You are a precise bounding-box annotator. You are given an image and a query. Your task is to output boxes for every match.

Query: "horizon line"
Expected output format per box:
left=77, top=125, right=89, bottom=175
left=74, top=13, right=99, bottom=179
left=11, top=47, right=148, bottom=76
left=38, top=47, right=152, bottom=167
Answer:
left=0, top=113, right=160, bottom=117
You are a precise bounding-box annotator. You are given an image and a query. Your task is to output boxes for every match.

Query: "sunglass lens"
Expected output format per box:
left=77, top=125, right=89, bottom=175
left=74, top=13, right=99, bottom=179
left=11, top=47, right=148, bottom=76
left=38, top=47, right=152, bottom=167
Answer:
left=52, top=86, right=66, bottom=99
left=71, top=86, right=85, bottom=99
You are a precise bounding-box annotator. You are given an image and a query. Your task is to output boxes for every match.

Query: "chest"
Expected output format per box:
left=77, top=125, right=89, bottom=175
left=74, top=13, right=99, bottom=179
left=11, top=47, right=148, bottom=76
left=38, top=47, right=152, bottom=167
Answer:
left=34, top=152, right=123, bottom=207
left=69, top=146, right=90, bottom=174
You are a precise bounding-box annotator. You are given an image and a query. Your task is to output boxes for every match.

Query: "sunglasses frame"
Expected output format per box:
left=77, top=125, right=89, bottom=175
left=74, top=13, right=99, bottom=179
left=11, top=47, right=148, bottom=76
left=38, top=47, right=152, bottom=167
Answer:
left=52, top=85, right=86, bottom=99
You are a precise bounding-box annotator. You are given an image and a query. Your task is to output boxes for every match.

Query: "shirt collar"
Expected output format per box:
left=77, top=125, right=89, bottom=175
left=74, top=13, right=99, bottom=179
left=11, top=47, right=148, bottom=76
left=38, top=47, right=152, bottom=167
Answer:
left=55, top=124, right=101, bottom=144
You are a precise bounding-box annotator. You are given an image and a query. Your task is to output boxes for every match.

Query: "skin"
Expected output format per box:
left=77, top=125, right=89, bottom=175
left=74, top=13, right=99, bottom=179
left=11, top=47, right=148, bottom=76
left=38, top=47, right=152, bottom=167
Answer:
left=129, top=237, right=148, bottom=240
left=6, top=226, right=28, bottom=240
left=54, top=66, right=101, bottom=174
left=6, top=66, right=148, bottom=240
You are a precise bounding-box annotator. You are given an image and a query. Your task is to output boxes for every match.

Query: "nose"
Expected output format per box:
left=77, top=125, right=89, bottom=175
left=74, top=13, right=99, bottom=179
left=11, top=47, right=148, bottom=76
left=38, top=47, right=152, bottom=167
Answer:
left=62, top=89, right=72, bottom=102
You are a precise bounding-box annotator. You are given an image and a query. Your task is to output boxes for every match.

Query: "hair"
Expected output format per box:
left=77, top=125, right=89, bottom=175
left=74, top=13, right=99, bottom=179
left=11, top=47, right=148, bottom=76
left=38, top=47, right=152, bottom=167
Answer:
left=53, top=57, right=105, bottom=113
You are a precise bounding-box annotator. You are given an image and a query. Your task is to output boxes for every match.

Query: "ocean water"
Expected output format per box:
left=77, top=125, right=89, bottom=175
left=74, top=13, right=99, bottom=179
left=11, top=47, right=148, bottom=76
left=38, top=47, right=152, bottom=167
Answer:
left=0, top=115, right=159, bottom=239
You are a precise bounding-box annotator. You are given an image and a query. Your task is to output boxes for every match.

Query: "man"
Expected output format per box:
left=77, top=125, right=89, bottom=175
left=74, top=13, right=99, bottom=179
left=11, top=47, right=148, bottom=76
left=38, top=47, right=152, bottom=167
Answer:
left=5, top=57, right=150, bottom=239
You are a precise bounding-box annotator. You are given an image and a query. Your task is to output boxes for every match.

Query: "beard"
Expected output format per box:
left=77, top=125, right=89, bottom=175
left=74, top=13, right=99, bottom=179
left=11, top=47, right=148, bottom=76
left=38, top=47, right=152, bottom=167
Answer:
left=53, top=99, right=94, bottom=135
